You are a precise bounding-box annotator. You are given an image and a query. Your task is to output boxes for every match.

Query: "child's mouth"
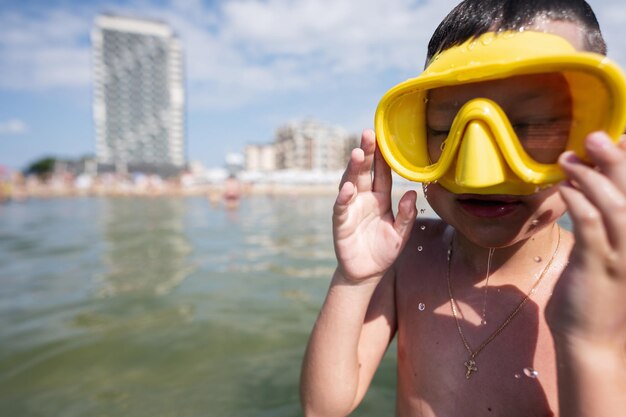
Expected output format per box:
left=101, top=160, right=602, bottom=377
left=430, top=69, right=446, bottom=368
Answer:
left=457, top=195, right=522, bottom=218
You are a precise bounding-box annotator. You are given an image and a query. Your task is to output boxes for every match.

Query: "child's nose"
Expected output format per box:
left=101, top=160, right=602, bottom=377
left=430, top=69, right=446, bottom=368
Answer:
left=454, top=120, right=508, bottom=188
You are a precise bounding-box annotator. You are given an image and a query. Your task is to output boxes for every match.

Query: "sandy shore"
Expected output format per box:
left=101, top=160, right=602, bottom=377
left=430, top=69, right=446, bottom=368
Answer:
left=4, top=180, right=422, bottom=200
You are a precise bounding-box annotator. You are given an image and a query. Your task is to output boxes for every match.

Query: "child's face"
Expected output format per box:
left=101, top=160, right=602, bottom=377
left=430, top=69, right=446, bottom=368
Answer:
left=424, top=20, right=584, bottom=247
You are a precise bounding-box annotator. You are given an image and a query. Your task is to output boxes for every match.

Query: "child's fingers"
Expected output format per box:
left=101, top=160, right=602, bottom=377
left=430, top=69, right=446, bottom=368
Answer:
left=559, top=182, right=612, bottom=263
left=372, top=145, right=392, bottom=194
left=355, top=129, right=376, bottom=192
left=559, top=151, right=626, bottom=250
left=559, top=152, right=626, bottom=248
left=393, top=190, right=417, bottom=241
left=333, top=181, right=356, bottom=221
left=584, top=132, right=626, bottom=192
left=339, top=147, right=365, bottom=192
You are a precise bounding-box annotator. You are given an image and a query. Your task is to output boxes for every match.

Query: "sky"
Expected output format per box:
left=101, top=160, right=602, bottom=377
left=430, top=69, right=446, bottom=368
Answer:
left=1, top=0, right=626, bottom=171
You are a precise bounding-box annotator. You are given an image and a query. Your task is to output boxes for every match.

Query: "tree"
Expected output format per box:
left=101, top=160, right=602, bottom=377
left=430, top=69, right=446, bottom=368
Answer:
left=24, top=157, right=56, bottom=178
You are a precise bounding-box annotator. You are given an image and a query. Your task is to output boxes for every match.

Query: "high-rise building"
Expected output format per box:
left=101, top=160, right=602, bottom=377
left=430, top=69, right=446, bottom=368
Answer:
left=92, top=15, right=185, bottom=176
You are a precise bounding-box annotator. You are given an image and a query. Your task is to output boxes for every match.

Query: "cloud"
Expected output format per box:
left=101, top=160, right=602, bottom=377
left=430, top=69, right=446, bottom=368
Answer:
left=219, top=0, right=439, bottom=72
left=141, top=0, right=458, bottom=108
left=1, top=0, right=625, bottom=110
left=0, top=10, right=91, bottom=90
left=0, top=119, right=29, bottom=135
left=0, top=0, right=457, bottom=103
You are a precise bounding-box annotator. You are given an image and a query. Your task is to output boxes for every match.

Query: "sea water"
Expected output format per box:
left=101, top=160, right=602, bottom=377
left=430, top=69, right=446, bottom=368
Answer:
left=0, top=196, right=402, bottom=417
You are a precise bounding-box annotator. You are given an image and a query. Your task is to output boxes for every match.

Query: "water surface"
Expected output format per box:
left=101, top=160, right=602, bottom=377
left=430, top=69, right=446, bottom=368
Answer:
left=0, top=196, right=397, bottom=417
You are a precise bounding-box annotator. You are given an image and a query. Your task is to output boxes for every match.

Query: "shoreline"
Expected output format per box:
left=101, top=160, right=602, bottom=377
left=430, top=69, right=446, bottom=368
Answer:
left=4, top=181, right=422, bottom=200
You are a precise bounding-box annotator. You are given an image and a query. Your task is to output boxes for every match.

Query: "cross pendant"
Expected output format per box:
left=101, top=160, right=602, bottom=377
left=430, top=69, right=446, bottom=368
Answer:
left=464, top=359, right=478, bottom=379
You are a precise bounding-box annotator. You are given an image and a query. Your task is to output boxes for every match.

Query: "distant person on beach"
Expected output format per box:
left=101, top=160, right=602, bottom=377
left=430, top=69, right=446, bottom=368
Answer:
left=301, top=1, right=626, bottom=416
left=223, top=174, right=242, bottom=209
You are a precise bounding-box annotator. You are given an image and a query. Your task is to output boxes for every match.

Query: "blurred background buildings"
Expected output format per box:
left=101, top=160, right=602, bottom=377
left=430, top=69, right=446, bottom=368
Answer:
left=245, top=120, right=358, bottom=173
left=3, top=11, right=409, bottom=199
left=88, top=15, right=361, bottom=183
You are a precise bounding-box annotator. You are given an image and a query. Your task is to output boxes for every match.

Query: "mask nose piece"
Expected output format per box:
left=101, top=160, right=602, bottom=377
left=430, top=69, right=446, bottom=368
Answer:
left=454, top=120, right=508, bottom=188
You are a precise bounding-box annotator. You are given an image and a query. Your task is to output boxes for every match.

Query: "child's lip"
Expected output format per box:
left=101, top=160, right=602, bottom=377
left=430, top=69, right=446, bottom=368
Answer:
left=456, top=194, right=523, bottom=218
left=456, top=194, right=522, bottom=203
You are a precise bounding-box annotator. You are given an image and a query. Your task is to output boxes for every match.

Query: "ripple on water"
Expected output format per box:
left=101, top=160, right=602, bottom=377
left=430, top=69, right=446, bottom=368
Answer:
left=0, top=196, right=393, bottom=417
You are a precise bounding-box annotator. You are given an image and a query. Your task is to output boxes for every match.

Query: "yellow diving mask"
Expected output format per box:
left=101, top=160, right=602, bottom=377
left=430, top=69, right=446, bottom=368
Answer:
left=375, top=30, right=626, bottom=195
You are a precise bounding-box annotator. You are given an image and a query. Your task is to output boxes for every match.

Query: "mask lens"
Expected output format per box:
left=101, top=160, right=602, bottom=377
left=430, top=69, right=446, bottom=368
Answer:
left=426, top=125, right=449, bottom=164
left=425, top=72, right=584, bottom=164
left=511, top=117, right=571, bottom=163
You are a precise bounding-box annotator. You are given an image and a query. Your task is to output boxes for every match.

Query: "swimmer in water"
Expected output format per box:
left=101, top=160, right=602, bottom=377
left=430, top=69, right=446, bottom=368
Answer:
left=223, top=174, right=242, bottom=210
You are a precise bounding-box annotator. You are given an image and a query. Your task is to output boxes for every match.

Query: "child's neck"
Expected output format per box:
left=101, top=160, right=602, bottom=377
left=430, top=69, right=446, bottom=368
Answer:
left=451, top=222, right=561, bottom=287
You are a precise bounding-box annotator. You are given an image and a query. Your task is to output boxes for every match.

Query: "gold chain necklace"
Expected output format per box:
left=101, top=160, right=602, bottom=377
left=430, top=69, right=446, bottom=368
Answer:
left=446, top=226, right=561, bottom=379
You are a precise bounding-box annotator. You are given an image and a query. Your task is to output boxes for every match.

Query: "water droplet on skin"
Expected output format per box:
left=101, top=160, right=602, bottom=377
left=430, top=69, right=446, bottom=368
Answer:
left=481, top=35, right=494, bottom=45
left=418, top=303, right=426, bottom=311
left=523, top=367, right=539, bottom=378
left=417, top=246, right=423, bottom=252
left=534, top=256, right=542, bottom=263
left=440, top=140, right=447, bottom=151
left=420, top=225, right=426, bottom=231
left=531, top=219, right=540, bottom=226
left=514, top=374, right=521, bottom=379
left=481, top=319, right=487, bottom=325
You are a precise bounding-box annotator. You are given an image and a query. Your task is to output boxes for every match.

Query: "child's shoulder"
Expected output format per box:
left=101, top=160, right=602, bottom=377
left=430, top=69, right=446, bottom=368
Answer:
left=407, top=217, right=451, bottom=249
left=396, top=217, right=450, bottom=274
left=392, top=218, right=450, bottom=304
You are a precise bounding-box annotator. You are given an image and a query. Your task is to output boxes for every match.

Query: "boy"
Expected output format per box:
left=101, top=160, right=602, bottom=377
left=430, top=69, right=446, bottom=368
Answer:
left=300, top=1, right=626, bottom=416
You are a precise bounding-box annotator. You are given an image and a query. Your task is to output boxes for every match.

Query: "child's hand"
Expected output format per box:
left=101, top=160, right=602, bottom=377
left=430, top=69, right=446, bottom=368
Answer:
left=547, top=132, right=626, bottom=349
left=333, top=129, right=417, bottom=284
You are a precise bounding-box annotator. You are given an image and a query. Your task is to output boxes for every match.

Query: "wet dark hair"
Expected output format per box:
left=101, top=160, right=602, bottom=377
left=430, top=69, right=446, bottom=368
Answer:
left=427, top=0, right=606, bottom=63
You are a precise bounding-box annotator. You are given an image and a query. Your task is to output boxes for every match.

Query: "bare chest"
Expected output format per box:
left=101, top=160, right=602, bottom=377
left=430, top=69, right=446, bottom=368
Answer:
left=394, top=265, right=559, bottom=417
